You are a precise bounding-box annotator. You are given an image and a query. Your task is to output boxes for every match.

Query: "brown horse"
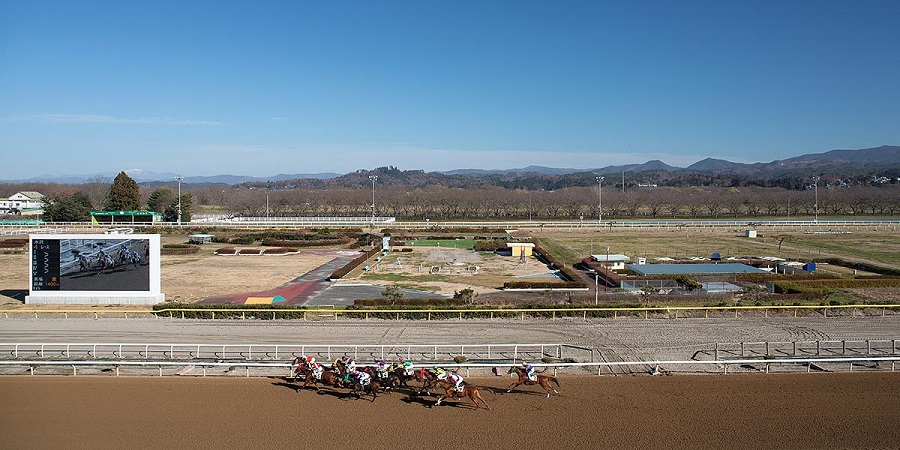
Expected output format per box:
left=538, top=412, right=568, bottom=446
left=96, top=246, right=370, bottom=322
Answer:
left=350, top=378, right=381, bottom=402
left=434, top=379, right=491, bottom=410
left=389, top=367, right=437, bottom=394
left=294, top=363, right=343, bottom=391
left=506, top=366, right=561, bottom=398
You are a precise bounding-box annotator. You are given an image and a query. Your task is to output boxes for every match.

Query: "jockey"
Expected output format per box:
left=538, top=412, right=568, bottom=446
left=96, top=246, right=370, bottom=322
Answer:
left=433, top=366, right=447, bottom=379
left=354, top=370, right=371, bottom=388
left=306, top=356, right=323, bottom=379
left=449, top=372, right=465, bottom=392
left=399, top=358, right=414, bottom=376
left=522, top=361, right=536, bottom=381
left=375, top=359, right=389, bottom=380
left=340, top=357, right=357, bottom=384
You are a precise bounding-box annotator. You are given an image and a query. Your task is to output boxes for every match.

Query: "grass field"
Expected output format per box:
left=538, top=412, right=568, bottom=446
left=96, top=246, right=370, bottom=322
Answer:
left=540, top=230, right=900, bottom=271
left=406, top=239, right=476, bottom=249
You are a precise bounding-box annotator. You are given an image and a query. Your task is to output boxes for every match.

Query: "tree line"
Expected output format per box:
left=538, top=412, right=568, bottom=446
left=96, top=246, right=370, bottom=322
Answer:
left=3, top=172, right=194, bottom=222
left=3, top=174, right=897, bottom=222
left=193, top=183, right=898, bottom=220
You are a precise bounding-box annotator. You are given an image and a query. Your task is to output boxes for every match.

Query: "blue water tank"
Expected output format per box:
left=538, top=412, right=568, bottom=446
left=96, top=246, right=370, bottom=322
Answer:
left=804, top=262, right=816, bottom=272
left=711, top=252, right=721, bottom=261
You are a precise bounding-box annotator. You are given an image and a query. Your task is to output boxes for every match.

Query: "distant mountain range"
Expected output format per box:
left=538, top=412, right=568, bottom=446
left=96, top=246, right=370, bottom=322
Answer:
left=4, top=145, right=899, bottom=185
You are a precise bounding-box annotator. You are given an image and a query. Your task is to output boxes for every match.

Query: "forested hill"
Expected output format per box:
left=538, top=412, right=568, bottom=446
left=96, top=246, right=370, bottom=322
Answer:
left=242, top=146, right=900, bottom=191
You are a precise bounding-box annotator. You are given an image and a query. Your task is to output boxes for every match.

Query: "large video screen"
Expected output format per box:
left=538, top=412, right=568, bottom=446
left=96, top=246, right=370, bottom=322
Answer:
left=31, top=235, right=158, bottom=293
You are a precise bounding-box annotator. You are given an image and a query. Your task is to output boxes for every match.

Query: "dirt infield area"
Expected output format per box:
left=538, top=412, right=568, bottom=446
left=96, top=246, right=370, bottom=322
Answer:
left=1, top=373, right=897, bottom=449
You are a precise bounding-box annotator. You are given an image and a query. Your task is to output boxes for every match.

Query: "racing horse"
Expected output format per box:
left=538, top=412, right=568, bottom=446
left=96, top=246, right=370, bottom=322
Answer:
left=506, top=366, right=561, bottom=398
left=349, top=377, right=381, bottom=402
left=388, top=366, right=436, bottom=394
left=433, top=379, right=491, bottom=410
left=292, top=358, right=342, bottom=391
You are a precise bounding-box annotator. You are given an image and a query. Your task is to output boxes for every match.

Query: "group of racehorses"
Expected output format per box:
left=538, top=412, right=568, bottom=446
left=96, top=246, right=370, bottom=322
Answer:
left=77, top=247, right=142, bottom=272
left=290, top=357, right=561, bottom=410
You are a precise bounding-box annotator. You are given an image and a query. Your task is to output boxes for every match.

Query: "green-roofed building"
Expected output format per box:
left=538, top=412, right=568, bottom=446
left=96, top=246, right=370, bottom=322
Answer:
left=90, top=210, right=162, bottom=225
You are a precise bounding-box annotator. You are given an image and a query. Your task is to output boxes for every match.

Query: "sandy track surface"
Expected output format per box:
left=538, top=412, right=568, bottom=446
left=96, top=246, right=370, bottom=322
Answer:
left=1, top=373, right=897, bottom=449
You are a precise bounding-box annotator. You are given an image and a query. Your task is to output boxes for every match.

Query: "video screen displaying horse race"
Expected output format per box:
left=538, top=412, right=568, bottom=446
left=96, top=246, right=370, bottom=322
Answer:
left=31, top=237, right=151, bottom=292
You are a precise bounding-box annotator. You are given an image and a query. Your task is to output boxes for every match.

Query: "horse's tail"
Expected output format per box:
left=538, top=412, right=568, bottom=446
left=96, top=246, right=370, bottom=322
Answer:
left=470, top=386, right=495, bottom=395
left=551, top=377, right=561, bottom=387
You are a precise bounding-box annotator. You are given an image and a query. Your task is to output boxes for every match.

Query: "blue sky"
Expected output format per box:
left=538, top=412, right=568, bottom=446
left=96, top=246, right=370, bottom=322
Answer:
left=1, top=0, right=898, bottom=179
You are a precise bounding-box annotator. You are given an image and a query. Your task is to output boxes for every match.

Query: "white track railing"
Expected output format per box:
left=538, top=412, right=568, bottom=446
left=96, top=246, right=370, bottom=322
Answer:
left=1, top=356, right=897, bottom=377
left=0, top=342, right=573, bottom=363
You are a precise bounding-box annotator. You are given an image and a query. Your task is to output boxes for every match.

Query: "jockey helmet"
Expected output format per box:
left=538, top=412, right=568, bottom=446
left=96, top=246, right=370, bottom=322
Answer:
left=522, top=361, right=528, bottom=366
left=378, top=360, right=385, bottom=366
left=399, top=357, right=405, bottom=362
left=306, top=356, right=314, bottom=363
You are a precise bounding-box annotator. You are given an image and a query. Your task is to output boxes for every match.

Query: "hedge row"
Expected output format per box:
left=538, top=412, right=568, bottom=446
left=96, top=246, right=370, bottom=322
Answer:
left=580, top=257, right=623, bottom=287
left=503, top=281, right=588, bottom=290
left=215, top=247, right=236, bottom=255
left=329, top=248, right=381, bottom=279
left=161, top=246, right=200, bottom=255
left=816, top=257, right=900, bottom=277
left=775, top=278, right=900, bottom=293
left=0, top=240, right=27, bottom=248
left=163, top=243, right=195, bottom=249
left=353, top=298, right=467, bottom=307
left=262, top=247, right=298, bottom=254
left=530, top=239, right=587, bottom=288
left=473, top=239, right=507, bottom=251
left=261, top=237, right=352, bottom=247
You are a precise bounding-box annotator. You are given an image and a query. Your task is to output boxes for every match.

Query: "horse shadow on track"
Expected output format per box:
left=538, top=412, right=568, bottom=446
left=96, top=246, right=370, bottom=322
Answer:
left=270, top=377, right=361, bottom=401
left=271, top=377, right=304, bottom=393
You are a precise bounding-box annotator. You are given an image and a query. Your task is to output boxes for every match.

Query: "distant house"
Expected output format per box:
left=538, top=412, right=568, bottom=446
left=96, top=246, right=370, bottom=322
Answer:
left=590, top=254, right=631, bottom=271
left=0, top=191, right=45, bottom=214
left=507, top=242, right=535, bottom=258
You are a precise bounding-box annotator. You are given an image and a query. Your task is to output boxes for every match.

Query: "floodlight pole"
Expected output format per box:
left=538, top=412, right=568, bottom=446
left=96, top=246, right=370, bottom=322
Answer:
left=175, top=175, right=184, bottom=225
left=369, top=175, right=378, bottom=227
left=596, top=176, right=604, bottom=224
left=605, top=246, right=610, bottom=295
left=812, top=176, right=820, bottom=223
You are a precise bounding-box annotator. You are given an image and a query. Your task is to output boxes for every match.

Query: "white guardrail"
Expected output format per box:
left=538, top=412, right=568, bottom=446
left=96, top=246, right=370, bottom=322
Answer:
left=0, top=343, right=574, bottom=362
left=1, top=357, right=897, bottom=377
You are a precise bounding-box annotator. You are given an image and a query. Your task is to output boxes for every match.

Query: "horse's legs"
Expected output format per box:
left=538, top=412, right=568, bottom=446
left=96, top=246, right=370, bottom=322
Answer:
left=506, top=380, right=524, bottom=393
left=473, top=391, right=491, bottom=410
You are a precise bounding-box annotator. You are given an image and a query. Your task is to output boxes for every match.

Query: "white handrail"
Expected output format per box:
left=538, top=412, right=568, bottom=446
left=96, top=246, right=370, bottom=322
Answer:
left=2, top=356, right=897, bottom=376
left=2, top=342, right=571, bottom=361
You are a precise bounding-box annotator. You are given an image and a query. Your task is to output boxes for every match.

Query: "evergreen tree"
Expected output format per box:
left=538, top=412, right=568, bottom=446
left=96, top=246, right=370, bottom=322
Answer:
left=147, top=188, right=175, bottom=213
left=104, top=171, right=141, bottom=211
left=163, top=193, right=194, bottom=222
left=43, top=192, right=93, bottom=222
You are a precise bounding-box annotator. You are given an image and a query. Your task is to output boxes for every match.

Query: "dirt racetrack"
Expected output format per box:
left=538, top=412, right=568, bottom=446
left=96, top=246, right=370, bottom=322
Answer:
left=1, top=373, right=898, bottom=449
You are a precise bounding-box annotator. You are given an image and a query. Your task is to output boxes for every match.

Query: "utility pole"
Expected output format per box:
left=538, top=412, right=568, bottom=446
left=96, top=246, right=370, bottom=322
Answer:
left=812, top=176, right=820, bottom=222
left=175, top=175, right=184, bottom=225
left=596, top=176, right=604, bottom=224
left=369, top=175, right=378, bottom=227
left=605, top=246, right=610, bottom=295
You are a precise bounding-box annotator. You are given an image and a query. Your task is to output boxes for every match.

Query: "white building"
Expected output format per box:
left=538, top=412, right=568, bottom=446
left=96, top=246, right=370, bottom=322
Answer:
left=0, top=191, right=45, bottom=214
left=590, top=254, right=631, bottom=271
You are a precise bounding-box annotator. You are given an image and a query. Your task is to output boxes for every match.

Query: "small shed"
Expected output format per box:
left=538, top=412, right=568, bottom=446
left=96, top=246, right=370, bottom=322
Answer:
left=591, top=254, right=631, bottom=271
left=506, top=242, right=535, bottom=257
left=189, top=234, right=215, bottom=244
